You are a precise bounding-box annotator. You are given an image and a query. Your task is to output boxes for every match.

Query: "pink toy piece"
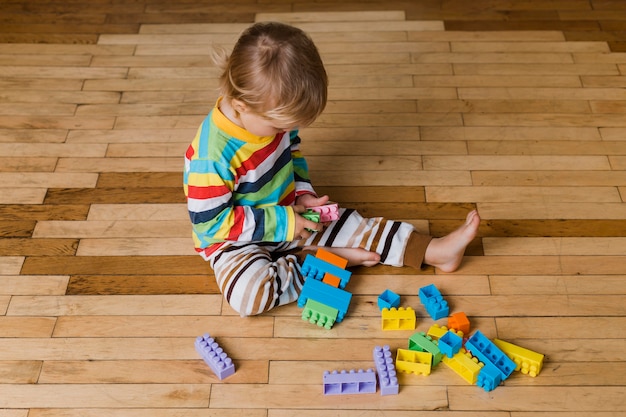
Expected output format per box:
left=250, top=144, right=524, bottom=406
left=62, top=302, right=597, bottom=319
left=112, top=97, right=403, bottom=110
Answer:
left=308, top=203, right=340, bottom=222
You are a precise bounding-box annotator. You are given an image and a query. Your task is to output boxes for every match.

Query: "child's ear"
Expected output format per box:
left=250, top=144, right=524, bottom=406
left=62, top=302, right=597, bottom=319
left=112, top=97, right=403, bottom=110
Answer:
left=231, top=99, right=248, bottom=114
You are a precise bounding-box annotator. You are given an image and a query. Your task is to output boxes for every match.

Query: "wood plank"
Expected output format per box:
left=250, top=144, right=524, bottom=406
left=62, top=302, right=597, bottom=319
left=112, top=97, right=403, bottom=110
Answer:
left=0, top=361, right=41, bottom=384
left=66, top=274, right=217, bottom=295
left=29, top=410, right=264, bottom=417
left=0, top=317, right=56, bottom=337
left=483, top=237, right=626, bottom=255
left=0, top=276, right=68, bottom=295
left=489, top=275, right=626, bottom=295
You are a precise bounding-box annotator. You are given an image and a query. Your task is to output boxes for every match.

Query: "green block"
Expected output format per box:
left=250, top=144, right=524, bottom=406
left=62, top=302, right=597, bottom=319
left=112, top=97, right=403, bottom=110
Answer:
left=408, top=331, right=443, bottom=365
left=302, top=298, right=338, bottom=330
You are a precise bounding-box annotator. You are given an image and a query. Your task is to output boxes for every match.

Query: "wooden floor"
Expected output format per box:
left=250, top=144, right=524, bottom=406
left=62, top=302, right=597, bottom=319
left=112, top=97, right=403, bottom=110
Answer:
left=1, top=1, right=626, bottom=416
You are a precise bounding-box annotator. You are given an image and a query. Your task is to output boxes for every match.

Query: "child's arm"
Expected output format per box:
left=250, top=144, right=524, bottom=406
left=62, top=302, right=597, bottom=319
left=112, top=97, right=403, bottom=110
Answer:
left=289, top=131, right=317, bottom=199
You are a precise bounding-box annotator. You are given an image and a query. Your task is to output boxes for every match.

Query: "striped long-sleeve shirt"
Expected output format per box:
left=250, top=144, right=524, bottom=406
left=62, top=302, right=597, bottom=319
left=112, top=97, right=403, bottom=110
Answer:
left=183, top=101, right=316, bottom=259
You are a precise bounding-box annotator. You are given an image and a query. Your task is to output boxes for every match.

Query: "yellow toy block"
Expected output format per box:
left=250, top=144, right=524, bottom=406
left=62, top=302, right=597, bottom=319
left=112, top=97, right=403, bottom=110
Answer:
left=396, top=348, right=432, bottom=376
left=316, top=248, right=348, bottom=269
left=427, top=324, right=464, bottom=341
left=441, top=348, right=483, bottom=384
left=381, top=307, right=416, bottom=331
left=493, top=338, right=544, bottom=377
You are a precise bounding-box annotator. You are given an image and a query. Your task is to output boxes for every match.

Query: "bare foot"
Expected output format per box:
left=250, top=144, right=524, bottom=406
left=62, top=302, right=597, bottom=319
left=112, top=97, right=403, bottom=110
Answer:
left=304, top=246, right=381, bottom=267
left=423, top=210, right=481, bottom=273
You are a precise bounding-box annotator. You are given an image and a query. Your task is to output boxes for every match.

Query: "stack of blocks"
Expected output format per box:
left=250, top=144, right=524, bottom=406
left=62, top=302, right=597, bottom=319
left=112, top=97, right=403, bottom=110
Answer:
left=298, top=248, right=352, bottom=329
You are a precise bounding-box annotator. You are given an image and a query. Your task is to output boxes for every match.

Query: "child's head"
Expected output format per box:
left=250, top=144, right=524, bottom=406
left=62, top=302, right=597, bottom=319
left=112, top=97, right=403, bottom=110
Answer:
left=214, top=21, right=328, bottom=132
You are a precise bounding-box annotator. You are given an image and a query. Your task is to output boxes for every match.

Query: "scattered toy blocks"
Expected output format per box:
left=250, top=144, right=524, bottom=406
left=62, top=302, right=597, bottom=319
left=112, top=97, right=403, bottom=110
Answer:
left=396, top=348, right=432, bottom=376
left=195, top=333, right=235, bottom=380
left=301, top=254, right=351, bottom=289
left=298, top=277, right=352, bottom=322
left=441, top=348, right=483, bottom=385
left=418, top=283, right=449, bottom=320
left=302, top=298, right=338, bottom=329
left=448, top=312, right=470, bottom=335
left=373, top=345, right=399, bottom=395
left=408, top=331, right=442, bottom=365
left=439, top=330, right=463, bottom=358
left=465, top=330, right=516, bottom=380
left=378, top=289, right=401, bottom=311
left=323, top=369, right=377, bottom=395
left=308, top=203, right=340, bottom=222
left=381, top=307, right=416, bottom=331
left=493, top=338, right=545, bottom=377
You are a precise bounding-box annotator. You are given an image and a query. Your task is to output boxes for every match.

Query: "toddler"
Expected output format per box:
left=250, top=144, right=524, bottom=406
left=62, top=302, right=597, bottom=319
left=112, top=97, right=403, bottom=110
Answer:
left=183, top=21, right=480, bottom=317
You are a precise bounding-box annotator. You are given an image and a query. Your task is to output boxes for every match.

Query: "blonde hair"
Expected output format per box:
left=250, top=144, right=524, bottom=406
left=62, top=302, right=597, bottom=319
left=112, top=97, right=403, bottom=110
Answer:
left=212, top=22, right=328, bottom=127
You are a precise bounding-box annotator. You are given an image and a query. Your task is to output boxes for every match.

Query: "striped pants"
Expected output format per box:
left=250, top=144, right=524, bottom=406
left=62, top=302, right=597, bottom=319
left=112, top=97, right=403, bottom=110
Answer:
left=208, top=208, right=431, bottom=317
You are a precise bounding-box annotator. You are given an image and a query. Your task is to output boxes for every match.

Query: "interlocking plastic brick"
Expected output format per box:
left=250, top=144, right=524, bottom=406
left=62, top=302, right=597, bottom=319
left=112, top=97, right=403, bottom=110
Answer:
left=373, top=345, right=399, bottom=395
left=408, top=331, right=442, bottom=366
left=493, top=338, right=544, bottom=377
left=302, top=298, right=338, bottom=329
left=323, top=369, right=377, bottom=395
left=465, top=330, right=516, bottom=380
left=441, top=348, right=483, bottom=385
left=301, top=254, right=351, bottom=289
left=448, top=311, right=470, bottom=335
left=195, top=333, right=235, bottom=380
left=377, top=289, right=401, bottom=310
left=439, top=330, right=463, bottom=358
left=308, top=203, right=340, bottom=222
left=427, top=324, right=463, bottom=341
left=315, top=248, right=348, bottom=269
left=381, top=307, right=416, bottom=330
left=476, top=361, right=503, bottom=392
left=396, top=348, right=432, bottom=376
left=297, top=276, right=352, bottom=322
left=418, top=283, right=449, bottom=320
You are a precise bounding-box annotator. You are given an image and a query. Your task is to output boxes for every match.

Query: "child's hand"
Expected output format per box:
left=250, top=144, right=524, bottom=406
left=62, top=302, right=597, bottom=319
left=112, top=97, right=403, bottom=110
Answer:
left=296, top=193, right=330, bottom=208
left=293, top=206, right=323, bottom=240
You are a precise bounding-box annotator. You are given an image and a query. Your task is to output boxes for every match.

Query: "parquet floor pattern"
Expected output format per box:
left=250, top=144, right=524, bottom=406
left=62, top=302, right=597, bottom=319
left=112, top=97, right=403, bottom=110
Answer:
left=0, top=1, right=625, bottom=416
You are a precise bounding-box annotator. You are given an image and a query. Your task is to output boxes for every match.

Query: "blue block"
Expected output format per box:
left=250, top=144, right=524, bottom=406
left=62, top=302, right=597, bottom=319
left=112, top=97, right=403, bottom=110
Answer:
left=465, top=330, right=516, bottom=380
left=418, top=283, right=449, bottom=320
left=298, top=277, right=352, bottom=322
left=476, top=361, right=503, bottom=392
left=377, top=289, right=401, bottom=310
left=301, top=254, right=352, bottom=289
left=439, top=330, right=463, bottom=358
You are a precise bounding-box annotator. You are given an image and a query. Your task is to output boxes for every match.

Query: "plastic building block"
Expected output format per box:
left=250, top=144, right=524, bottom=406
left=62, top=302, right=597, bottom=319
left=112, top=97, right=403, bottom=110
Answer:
left=418, top=283, right=449, bottom=320
left=381, top=307, right=416, bottom=331
left=322, top=273, right=341, bottom=288
left=448, top=312, right=470, bottom=335
left=323, top=369, right=377, bottom=395
left=301, top=210, right=320, bottom=224
left=465, top=330, right=516, bottom=380
left=298, top=277, right=352, bottom=322
left=442, top=348, right=483, bottom=385
left=493, top=338, right=544, bottom=377
left=195, top=333, right=235, bottom=380
left=476, top=361, right=502, bottom=392
left=315, top=248, right=348, bottom=269
left=439, top=330, right=463, bottom=358
left=373, top=345, right=399, bottom=395
left=427, top=324, right=463, bottom=341
left=302, top=298, right=338, bottom=329
left=308, top=203, right=340, bottom=222
left=377, top=289, right=401, bottom=310
left=408, top=331, right=442, bottom=366
left=396, top=348, right=432, bottom=376
left=301, top=254, right=351, bottom=289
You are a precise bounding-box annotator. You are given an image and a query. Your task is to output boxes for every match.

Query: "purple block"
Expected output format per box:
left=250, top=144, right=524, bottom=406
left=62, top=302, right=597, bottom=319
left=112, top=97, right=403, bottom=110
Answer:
left=323, top=369, right=377, bottom=395
left=195, top=333, right=235, bottom=380
left=373, top=345, right=399, bottom=395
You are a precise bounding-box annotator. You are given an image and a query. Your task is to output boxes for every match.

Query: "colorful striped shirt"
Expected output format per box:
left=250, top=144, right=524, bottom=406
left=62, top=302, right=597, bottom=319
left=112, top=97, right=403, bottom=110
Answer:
left=183, top=101, right=316, bottom=259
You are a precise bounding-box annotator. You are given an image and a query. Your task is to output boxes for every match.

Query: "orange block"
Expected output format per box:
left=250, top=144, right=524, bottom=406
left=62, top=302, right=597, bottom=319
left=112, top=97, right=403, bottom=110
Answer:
left=448, top=312, right=470, bottom=335
left=322, top=273, right=341, bottom=288
left=316, top=248, right=348, bottom=269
